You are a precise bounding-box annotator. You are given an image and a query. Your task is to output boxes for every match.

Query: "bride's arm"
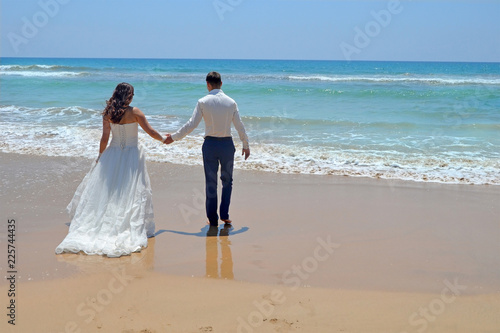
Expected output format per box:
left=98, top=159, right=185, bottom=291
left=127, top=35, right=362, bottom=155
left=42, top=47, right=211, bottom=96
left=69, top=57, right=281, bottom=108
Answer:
left=97, top=117, right=111, bottom=162
left=133, top=107, right=165, bottom=142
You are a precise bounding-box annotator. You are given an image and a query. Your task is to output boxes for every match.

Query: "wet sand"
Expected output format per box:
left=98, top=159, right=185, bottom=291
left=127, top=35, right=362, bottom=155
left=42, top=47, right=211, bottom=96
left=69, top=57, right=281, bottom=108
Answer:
left=1, top=152, right=499, bottom=332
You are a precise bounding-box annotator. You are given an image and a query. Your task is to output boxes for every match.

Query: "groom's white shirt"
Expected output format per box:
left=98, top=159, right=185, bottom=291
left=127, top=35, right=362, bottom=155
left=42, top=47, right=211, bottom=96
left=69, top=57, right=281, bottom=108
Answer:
left=171, top=89, right=249, bottom=149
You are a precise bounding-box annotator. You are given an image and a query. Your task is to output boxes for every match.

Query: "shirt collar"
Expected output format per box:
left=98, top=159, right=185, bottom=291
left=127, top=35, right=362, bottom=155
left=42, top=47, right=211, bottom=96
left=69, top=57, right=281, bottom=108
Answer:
left=209, top=89, right=222, bottom=95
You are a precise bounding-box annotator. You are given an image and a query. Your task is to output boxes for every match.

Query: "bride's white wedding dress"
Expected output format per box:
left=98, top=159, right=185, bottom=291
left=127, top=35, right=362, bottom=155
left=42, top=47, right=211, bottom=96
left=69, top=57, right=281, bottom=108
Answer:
left=55, top=122, right=155, bottom=257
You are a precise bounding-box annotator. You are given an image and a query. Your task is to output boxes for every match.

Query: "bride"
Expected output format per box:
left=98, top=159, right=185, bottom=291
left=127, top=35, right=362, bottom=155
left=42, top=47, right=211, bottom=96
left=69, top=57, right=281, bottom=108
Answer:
left=56, top=82, right=167, bottom=257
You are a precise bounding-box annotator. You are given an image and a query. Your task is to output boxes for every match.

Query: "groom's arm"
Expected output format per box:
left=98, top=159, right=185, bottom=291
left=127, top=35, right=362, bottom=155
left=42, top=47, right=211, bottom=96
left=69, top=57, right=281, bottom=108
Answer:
left=232, top=105, right=249, bottom=150
left=232, top=104, right=250, bottom=160
left=171, top=102, right=203, bottom=141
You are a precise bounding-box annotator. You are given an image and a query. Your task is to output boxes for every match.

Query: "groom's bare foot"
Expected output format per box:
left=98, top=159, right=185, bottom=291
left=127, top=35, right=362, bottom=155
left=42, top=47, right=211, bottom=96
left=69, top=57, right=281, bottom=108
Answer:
left=221, top=219, right=232, bottom=225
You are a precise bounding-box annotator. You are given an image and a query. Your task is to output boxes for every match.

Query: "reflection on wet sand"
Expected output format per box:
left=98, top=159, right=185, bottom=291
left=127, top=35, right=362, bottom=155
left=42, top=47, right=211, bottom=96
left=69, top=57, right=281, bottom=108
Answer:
left=56, top=236, right=156, bottom=274
left=206, top=225, right=234, bottom=280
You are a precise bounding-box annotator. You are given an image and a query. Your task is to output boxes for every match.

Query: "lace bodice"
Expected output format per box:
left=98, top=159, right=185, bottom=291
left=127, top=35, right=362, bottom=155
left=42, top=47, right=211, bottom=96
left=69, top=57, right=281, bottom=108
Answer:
left=109, top=122, right=138, bottom=148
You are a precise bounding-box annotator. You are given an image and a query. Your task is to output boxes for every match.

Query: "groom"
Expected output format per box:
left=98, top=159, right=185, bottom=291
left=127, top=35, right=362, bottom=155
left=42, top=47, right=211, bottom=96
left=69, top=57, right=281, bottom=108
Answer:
left=164, top=71, right=250, bottom=227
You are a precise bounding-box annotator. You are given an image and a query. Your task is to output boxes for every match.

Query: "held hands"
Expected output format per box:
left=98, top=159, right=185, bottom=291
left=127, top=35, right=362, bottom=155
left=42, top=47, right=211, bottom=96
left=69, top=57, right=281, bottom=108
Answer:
left=242, top=148, right=250, bottom=160
left=162, top=133, right=249, bottom=160
left=163, top=134, right=174, bottom=144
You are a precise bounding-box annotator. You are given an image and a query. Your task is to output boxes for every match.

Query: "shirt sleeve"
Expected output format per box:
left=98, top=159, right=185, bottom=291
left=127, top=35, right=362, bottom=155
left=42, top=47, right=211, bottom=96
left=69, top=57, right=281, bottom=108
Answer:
left=171, top=102, right=203, bottom=141
left=232, top=104, right=249, bottom=150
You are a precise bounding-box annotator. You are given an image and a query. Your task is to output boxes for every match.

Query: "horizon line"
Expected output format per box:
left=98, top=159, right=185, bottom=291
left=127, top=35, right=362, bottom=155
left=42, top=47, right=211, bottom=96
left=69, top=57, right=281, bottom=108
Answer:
left=1, top=56, right=499, bottom=64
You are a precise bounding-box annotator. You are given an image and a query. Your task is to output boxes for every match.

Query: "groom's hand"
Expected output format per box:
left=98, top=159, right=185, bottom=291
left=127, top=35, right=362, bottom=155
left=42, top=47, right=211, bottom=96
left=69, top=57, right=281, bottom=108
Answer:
left=164, top=134, right=174, bottom=144
left=242, top=148, right=250, bottom=160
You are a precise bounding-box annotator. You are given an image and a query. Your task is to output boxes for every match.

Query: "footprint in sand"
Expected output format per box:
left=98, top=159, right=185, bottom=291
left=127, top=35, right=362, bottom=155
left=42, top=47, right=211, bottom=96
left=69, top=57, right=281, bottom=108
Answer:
left=267, top=318, right=298, bottom=332
left=298, top=299, right=316, bottom=316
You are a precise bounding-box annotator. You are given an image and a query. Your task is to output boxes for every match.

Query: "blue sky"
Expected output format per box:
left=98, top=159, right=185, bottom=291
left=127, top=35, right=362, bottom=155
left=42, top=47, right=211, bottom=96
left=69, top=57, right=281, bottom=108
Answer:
left=1, top=0, right=499, bottom=62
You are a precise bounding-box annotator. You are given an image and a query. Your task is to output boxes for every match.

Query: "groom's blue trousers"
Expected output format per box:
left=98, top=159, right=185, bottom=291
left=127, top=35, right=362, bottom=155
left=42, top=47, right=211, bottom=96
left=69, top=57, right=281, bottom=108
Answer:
left=202, top=137, right=235, bottom=226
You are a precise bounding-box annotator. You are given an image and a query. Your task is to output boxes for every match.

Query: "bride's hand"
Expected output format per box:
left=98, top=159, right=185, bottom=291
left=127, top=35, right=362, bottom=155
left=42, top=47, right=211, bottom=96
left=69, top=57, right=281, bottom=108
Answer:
left=163, top=134, right=174, bottom=144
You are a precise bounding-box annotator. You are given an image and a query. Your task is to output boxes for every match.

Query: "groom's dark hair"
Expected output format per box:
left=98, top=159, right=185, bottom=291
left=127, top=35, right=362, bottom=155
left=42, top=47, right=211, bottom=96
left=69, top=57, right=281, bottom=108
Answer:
left=206, top=71, right=222, bottom=88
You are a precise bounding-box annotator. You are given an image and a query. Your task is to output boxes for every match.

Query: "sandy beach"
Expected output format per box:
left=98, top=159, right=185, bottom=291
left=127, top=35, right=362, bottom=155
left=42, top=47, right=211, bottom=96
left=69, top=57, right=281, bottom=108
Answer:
left=1, top=152, right=499, bottom=332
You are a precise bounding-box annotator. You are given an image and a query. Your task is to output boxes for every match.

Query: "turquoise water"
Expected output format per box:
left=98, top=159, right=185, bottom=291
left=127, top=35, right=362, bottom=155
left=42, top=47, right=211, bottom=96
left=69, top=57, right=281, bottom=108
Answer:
left=1, top=58, right=499, bottom=184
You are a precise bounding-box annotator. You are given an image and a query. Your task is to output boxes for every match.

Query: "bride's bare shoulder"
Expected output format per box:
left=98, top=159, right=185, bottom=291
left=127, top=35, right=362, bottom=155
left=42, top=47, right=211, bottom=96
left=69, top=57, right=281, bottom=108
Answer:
left=131, top=107, right=147, bottom=121
left=131, top=106, right=144, bottom=114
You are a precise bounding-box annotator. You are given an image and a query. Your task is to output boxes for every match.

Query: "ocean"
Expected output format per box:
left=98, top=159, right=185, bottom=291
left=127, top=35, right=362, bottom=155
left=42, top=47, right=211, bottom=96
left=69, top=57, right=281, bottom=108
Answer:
left=1, top=58, right=499, bottom=185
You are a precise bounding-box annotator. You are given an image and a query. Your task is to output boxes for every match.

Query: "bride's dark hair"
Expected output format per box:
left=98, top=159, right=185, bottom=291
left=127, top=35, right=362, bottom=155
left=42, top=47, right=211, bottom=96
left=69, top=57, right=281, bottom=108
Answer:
left=102, top=82, right=134, bottom=123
